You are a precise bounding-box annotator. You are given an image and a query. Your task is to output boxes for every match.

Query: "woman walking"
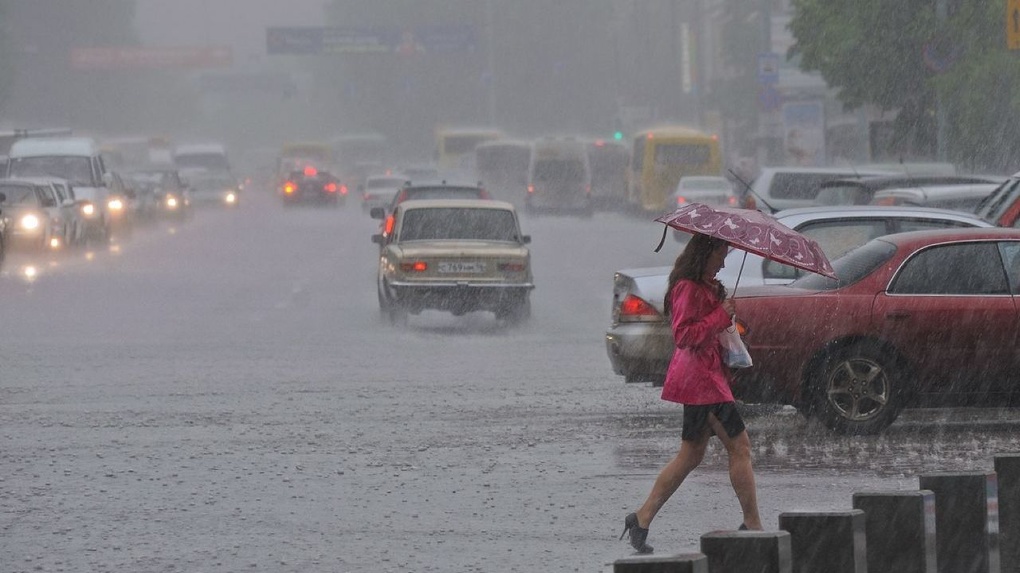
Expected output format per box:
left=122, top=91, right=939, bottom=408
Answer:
left=621, top=233, right=762, bottom=554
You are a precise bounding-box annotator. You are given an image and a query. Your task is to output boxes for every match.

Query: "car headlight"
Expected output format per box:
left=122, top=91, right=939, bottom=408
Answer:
left=225, top=192, right=237, bottom=204
left=166, top=195, right=179, bottom=208
left=20, top=213, right=40, bottom=230
left=82, top=203, right=96, bottom=217
left=108, top=198, right=124, bottom=211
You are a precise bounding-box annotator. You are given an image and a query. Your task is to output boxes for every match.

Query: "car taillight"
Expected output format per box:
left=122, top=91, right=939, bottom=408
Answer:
left=384, top=215, right=395, bottom=235
left=617, top=294, right=662, bottom=322
left=283, top=181, right=296, bottom=194
left=400, top=261, right=427, bottom=272
left=304, top=165, right=318, bottom=177
left=498, top=262, right=526, bottom=272
left=727, top=195, right=738, bottom=206
left=873, top=197, right=897, bottom=206
left=339, top=184, right=348, bottom=195
left=527, top=185, right=535, bottom=194
left=324, top=182, right=337, bottom=193
left=676, top=196, right=688, bottom=205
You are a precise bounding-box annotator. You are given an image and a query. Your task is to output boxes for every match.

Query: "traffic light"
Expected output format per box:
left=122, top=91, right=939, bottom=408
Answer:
left=613, top=131, right=624, bottom=141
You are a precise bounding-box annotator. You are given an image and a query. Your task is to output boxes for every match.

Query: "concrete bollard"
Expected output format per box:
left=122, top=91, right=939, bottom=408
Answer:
left=613, top=553, right=709, bottom=573
left=919, top=471, right=1000, bottom=573
left=700, top=530, right=791, bottom=573
left=852, top=490, right=936, bottom=573
left=994, top=454, right=1020, bottom=573
left=777, top=510, right=866, bottom=573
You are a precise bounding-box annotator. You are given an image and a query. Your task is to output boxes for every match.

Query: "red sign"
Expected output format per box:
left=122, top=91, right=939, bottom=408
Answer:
left=70, top=46, right=233, bottom=70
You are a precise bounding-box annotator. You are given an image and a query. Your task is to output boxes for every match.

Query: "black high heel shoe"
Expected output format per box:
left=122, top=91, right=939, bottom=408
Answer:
left=620, top=513, right=653, bottom=554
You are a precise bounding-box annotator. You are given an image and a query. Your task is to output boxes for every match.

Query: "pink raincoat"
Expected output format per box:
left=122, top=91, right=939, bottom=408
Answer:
left=660, top=279, right=734, bottom=405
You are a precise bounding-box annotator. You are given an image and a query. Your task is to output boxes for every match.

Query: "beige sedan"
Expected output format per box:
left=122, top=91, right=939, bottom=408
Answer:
left=372, top=199, right=534, bottom=325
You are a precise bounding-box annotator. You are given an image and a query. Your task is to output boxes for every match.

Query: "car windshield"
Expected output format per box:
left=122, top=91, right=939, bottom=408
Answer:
left=400, top=207, right=518, bottom=242
left=789, top=238, right=897, bottom=291
left=8, top=156, right=93, bottom=186
left=0, top=184, right=39, bottom=205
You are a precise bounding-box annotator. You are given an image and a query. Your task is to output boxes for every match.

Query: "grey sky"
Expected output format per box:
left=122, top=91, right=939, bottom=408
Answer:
left=133, top=0, right=326, bottom=63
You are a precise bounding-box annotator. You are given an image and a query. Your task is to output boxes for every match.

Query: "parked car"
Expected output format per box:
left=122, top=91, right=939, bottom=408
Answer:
left=730, top=227, right=1020, bottom=434
left=605, top=206, right=994, bottom=385
left=812, top=174, right=1001, bottom=207
left=0, top=178, right=70, bottom=250
left=670, top=175, right=737, bottom=208
left=869, top=183, right=1000, bottom=212
left=738, top=166, right=893, bottom=212
left=372, top=199, right=534, bottom=325
left=975, top=170, right=1020, bottom=227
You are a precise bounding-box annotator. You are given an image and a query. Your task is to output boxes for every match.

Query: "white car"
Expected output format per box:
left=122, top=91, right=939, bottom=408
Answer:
left=670, top=175, right=736, bottom=208
left=605, top=205, right=995, bottom=385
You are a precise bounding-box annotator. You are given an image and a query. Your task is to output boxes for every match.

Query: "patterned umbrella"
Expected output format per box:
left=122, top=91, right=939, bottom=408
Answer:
left=654, top=202, right=837, bottom=279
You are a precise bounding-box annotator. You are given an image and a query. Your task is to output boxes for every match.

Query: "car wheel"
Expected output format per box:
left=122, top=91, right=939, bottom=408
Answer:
left=387, top=303, right=408, bottom=326
left=809, top=343, right=905, bottom=435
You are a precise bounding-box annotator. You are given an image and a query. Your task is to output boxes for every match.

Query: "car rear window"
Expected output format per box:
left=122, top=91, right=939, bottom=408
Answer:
left=769, top=172, right=859, bottom=200
left=790, top=238, right=896, bottom=291
left=400, top=207, right=518, bottom=242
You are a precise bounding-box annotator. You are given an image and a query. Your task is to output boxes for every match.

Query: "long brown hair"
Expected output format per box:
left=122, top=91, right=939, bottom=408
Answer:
left=663, top=233, right=728, bottom=316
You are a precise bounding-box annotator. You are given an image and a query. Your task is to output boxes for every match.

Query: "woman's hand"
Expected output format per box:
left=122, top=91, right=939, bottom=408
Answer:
left=722, top=298, right=736, bottom=319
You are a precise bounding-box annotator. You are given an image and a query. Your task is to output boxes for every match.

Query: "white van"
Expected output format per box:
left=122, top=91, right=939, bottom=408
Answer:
left=525, top=138, right=592, bottom=216
left=173, top=142, right=231, bottom=173
left=6, top=137, right=113, bottom=240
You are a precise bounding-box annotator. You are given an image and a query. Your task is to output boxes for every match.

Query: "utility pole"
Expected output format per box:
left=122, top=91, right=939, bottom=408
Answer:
left=485, top=0, right=496, bottom=126
left=935, top=0, right=947, bottom=161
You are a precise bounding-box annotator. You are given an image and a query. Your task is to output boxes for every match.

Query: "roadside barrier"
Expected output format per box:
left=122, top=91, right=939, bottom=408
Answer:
left=777, top=510, right=865, bottom=572
left=852, top=490, right=936, bottom=573
left=918, top=471, right=999, bottom=573
left=995, top=454, right=1020, bottom=573
left=613, top=458, right=1018, bottom=573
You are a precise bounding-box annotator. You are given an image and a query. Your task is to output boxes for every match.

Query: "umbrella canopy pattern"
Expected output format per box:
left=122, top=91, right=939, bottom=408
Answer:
left=656, top=203, right=837, bottom=279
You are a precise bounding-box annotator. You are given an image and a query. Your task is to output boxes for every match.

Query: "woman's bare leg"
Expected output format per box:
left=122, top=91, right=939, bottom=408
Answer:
left=707, top=416, right=762, bottom=530
left=635, top=432, right=710, bottom=528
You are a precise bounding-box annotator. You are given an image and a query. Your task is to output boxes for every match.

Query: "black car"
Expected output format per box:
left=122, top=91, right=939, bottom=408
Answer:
left=280, top=166, right=346, bottom=206
left=370, top=182, right=491, bottom=220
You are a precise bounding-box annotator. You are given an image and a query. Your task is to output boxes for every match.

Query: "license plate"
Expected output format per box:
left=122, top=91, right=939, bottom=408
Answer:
left=438, top=261, right=485, bottom=273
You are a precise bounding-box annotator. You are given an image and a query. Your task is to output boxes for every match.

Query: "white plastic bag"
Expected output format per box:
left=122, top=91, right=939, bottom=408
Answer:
left=719, top=318, right=753, bottom=369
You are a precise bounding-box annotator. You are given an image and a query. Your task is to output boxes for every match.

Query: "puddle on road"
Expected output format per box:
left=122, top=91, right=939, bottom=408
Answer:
left=610, top=406, right=1020, bottom=477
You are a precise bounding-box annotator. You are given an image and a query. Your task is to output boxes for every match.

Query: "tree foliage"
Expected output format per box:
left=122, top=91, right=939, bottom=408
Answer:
left=789, top=0, right=1020, bottom=171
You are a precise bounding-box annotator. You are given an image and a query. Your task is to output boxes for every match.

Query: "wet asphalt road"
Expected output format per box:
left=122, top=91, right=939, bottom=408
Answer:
left=2, top=189, right=1019, bottom=572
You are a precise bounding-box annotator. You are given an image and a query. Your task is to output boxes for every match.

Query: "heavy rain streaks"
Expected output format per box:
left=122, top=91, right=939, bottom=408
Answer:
left=1, top=2, right=1020, bottom=572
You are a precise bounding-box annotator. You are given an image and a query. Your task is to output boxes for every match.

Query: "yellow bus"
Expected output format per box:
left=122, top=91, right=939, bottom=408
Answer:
left=628, top=126, right=722, bottom=212
left=435, top=127, right=502, bottom=171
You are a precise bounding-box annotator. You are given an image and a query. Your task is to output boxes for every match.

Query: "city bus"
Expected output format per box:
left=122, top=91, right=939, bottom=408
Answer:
left=435, top=127, right=502, bottom=172
left=628, top=126, right=722, bottom=212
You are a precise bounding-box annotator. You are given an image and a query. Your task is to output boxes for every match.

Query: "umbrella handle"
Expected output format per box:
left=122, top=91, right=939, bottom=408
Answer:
left=731, top=250, right=748, bottom=298
left=653, top=225, right=668, bottom=253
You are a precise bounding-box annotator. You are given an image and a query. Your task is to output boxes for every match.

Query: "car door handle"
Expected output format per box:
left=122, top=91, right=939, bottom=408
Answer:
left=885, top=310, right=911, bottom=320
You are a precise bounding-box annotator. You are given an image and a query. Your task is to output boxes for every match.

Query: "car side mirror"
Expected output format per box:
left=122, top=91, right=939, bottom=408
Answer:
left=521, top=235, right=531, bottom=244
left=62, top=198, right=75, bottom=207
left=371, top=234, right=383, bottom=245
left=370, top=207, right=385, bottom=220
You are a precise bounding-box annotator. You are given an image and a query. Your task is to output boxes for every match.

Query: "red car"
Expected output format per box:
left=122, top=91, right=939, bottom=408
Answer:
left=732, top=227, right=1020, bottom=435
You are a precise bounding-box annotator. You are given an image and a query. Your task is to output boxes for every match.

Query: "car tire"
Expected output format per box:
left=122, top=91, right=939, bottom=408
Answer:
left=504, top=297, right=531, bottom=325
left=809, top=343, right=905, bottom=435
